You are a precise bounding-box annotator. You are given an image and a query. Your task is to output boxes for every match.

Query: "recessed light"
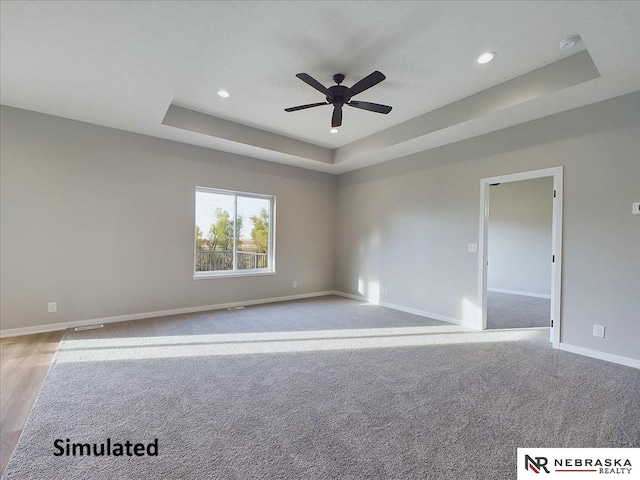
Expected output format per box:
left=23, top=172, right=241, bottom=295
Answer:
left=329, top=128, right=339, bottom=134
left=217, top=90, right=230, bottom=98
left=477, top=52, right=496, bottom=64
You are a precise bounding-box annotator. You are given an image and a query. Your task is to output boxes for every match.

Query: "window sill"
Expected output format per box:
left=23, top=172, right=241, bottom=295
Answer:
left=193, top=270, right=276, bottom=280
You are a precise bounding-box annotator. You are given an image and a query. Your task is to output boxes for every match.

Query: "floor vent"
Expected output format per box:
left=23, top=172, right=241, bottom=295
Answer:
left=74, top=324, right=104, bottom=331
left=227, top=306, right=246, bottom=311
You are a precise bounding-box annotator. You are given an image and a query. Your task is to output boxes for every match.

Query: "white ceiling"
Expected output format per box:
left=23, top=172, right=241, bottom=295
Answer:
left=1, top=1, right=639, bottom=174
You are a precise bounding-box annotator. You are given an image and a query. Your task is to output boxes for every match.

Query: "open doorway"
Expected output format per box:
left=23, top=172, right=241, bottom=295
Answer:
left=478, top=167, right=563, bottom=347
left=486, top=177, right=553, bottom=329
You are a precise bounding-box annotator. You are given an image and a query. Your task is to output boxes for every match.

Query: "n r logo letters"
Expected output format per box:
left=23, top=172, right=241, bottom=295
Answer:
left=524, top=455, right=550, bottom=474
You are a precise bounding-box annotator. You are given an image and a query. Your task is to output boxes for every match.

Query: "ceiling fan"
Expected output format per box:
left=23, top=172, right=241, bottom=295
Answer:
left=284, top=71, right=392, bottom=128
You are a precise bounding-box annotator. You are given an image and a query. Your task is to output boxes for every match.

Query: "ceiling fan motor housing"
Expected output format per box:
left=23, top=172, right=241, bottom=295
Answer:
left=327, top=85, right=351, bottom=105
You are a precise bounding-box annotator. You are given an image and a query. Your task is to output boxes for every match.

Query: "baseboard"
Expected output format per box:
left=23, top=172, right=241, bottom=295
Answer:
left=331, top=291, right=369, bottom=302
left=331, top=291, right=473, bottom=329
left=487, top=288, right=551, bottom=299
left=5, top=293, right=637, bottom=370
left=379, top=301, right=476, bottom=329
left=333, top=291, right=639, bottom=369
left=0, top=291, right=335, bottom=338
left=558, top=343, right=640, bottom=369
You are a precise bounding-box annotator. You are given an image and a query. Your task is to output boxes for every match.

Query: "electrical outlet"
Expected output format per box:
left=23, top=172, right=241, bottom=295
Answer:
left=48, top=302, right=57, bottom=313
left=593, top=324, right=605, bottom=338
left=292, top=281, right=297, bottom=289
left=468, top=243, right=478, bottom=253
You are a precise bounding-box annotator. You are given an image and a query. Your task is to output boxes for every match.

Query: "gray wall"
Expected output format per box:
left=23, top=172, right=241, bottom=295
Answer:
left=0, top=106, right=336, bottom=330
left=487, top=177, right=553, bottom=297
left=336, top=92, right=640, bottom=360
left=2, top=93, right=639, bottom=362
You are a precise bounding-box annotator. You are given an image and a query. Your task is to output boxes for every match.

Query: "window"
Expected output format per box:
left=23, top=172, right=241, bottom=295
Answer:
left=194, top=187, right=275, bottom=277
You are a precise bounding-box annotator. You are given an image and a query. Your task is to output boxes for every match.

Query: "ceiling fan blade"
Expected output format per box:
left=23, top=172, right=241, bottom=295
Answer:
left=296, top=73, right=332, bottom=97
left=347, top=101, right=392, bottom=114
left=331, top=105, right=343, bottom=127
left=348, top=71, right=386, bottom=97
left=284, top=102, right=328, bottom=112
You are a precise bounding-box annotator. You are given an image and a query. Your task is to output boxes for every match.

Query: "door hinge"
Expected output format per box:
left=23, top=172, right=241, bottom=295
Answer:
left=552, top=255, right=555, bottom=263
left=553, top=190, right=557, bottom=198
left=551, top=319, right=554, bottom=327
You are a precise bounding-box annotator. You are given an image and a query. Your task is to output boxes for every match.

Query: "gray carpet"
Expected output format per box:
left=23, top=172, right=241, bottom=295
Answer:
left=3, top=296, right=639, bottom=479
left=487, top=291, right=550, bottom=329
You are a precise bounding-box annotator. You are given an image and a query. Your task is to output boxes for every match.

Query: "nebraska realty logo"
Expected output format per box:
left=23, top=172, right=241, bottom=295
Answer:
left=517, top=448, right=639, bottom=479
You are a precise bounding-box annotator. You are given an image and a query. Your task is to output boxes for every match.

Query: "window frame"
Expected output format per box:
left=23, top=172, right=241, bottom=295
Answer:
left=193, top=186, right=276, bottom=279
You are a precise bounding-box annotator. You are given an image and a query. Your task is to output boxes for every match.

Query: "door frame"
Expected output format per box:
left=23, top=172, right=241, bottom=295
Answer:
left=477, top=166, right=563, bottom=347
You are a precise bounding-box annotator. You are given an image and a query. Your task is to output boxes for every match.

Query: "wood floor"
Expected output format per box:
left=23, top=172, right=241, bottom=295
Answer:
left=0, top=331, right=63, bottom=476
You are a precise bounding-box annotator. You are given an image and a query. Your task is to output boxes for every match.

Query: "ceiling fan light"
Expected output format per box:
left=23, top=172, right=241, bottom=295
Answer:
left=477, top=52, right=496, bottom=64
left=217, top=90, right=230, bottom=98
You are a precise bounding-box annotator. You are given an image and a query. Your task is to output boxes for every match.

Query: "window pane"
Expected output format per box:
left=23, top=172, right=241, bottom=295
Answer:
left=194, top=188, right=274, bottom=276
left=236, top=196, right=270, bottom=270
left=195, top=191, right=235, bottom=271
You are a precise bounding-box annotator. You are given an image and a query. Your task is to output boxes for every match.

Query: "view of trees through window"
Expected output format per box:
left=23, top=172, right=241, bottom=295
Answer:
left=195, top=189, right=273, bottom=273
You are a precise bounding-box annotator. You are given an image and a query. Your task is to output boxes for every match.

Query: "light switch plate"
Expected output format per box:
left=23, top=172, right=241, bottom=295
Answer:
left=468, top=243, right=478, bottom=253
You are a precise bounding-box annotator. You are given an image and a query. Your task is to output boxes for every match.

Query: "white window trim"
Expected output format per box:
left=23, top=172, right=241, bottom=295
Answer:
left=194, top=186, right=276, bottom=279
left=193, top=270, right=277, bottom=280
